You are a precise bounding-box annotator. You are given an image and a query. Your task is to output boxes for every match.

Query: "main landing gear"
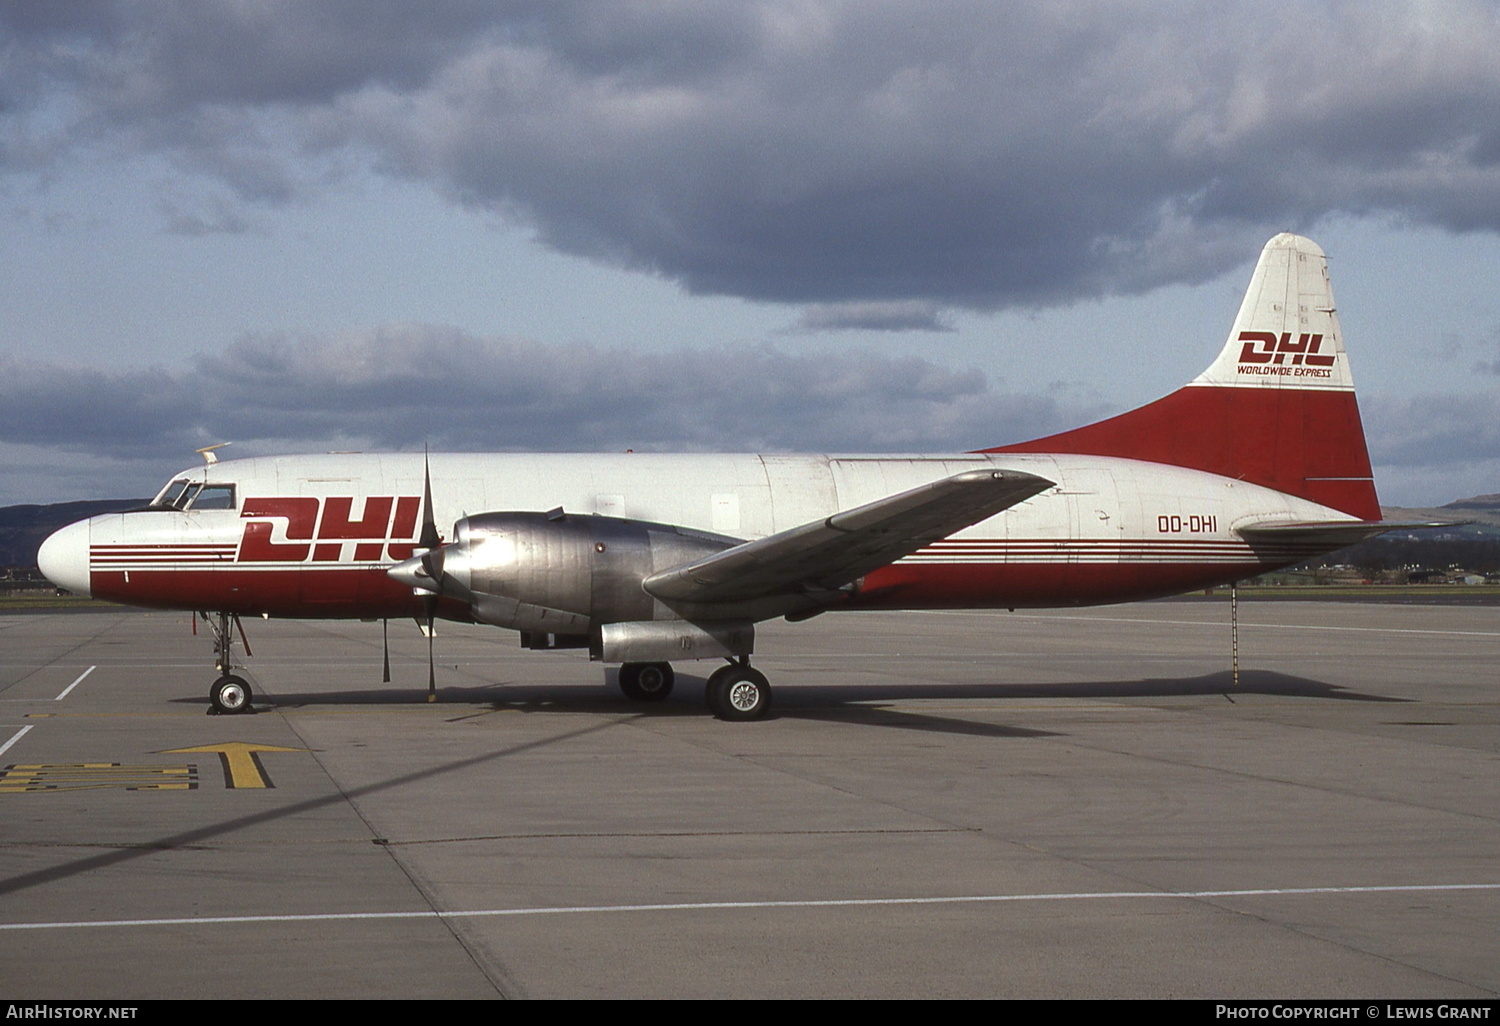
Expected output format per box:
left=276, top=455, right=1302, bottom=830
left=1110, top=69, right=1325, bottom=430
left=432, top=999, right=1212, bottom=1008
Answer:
left=201, top=611, right=255, bottom=715
left=617, top=661, right=675, bottom=701
left=615, top=658, right=773, bottom=720
left=705, top=659, right=771, bottom=722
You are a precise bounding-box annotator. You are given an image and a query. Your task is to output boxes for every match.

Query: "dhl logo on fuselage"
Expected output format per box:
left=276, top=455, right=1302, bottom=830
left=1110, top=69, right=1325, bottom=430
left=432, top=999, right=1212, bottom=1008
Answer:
left=1236, top=331, right=1336, bottom=378
left=238, top=496, right=422, bottom=563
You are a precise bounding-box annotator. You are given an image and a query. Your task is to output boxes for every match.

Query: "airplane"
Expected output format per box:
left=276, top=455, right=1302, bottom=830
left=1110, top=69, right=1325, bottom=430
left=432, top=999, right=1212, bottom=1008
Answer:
left=37, top=233, right=1418, bottom=721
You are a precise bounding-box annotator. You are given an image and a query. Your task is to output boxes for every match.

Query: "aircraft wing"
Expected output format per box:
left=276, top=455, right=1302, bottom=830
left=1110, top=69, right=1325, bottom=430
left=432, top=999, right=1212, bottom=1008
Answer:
left=1236, top=519, right=1460, bottom=546
left=642, top=468, right=1053, bottom=606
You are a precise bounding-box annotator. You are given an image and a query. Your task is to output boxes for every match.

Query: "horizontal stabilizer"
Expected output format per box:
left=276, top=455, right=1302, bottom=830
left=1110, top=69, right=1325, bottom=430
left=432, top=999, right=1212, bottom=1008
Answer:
left=1237, top=519, right=1460, bottom=547
left=644, top=468, right=1053, bottom=606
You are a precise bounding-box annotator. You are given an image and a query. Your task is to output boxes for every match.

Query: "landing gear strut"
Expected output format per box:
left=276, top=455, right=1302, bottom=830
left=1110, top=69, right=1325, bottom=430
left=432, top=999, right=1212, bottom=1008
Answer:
left=201, top=611, right=254, bottom=715
left=705, top=659, right=772, bottom=721
left=618, top=661, right=674, bottom=701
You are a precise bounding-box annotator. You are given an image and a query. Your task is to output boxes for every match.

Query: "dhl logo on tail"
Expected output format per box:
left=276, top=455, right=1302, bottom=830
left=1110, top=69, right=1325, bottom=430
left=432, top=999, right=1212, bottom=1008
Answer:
left=1236, top=331, right=1336, bottom=377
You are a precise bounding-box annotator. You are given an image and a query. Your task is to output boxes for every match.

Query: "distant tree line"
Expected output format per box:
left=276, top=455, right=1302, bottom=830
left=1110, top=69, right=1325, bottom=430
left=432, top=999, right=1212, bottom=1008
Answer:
left=1307, top=534, right=1500, bottom=574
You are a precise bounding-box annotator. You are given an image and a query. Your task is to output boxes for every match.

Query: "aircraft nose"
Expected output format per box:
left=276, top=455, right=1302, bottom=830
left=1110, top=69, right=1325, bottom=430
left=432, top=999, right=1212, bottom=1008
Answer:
left=37, top=519, right=91, bottom=597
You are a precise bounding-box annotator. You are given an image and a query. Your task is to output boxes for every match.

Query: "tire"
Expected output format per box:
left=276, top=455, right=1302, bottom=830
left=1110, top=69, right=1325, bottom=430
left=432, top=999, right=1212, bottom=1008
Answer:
left=704, top=666, right=732, bottom=717
left=706, top=665, right=771, bottom=721
left=618, top=662, right=674, bottom=701
left=210, top=674, right=253, bottom=715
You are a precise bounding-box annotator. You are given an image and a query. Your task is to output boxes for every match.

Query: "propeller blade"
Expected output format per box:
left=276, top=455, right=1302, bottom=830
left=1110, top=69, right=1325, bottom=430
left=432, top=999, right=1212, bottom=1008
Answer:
left=418, top=449, right=440, bottom=552
left=422, top=452, right=440, bottom=703
left=382, top=618, right=391, bottom=684
left=396, top=450, right=443, bottom=703
left=426, top=610, right=437, bottom=703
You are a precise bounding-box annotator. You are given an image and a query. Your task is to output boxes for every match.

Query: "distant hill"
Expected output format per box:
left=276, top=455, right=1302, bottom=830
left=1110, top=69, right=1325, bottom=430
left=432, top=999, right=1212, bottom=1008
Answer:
left=1381, top=493, right=1500, bottom=532
left=1441, top=493, right=1500, bottom=512
left=0, top=500, right=149, bottom=568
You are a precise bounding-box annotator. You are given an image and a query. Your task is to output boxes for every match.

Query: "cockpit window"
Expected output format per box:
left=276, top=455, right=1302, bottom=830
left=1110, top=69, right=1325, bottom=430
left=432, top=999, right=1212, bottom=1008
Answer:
left=152, top=479, right=193, bottom=509
left=147, top=480, right=236, bottom=511
left=190, top=485, right=236, bottom=511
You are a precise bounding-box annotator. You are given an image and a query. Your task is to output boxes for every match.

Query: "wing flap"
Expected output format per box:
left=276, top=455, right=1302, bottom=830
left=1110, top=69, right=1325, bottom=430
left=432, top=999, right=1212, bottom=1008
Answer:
left=643, top=468, right=1053, bottom=605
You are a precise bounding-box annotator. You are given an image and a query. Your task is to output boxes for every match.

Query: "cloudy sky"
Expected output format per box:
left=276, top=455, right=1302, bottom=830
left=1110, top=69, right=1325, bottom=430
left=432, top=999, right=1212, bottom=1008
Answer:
left=4, top=0, right=1500, bottom=508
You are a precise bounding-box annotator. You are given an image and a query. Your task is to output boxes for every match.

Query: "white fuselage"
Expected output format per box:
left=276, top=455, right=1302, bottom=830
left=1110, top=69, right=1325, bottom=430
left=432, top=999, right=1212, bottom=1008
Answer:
left=47, top=451, right=1349, bottom=618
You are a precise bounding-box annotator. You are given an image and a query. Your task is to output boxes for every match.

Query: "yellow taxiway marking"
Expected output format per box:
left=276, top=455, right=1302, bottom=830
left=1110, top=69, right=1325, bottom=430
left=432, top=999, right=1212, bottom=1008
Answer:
left=158, top=743, right=307, bottom=789
left=0, top=763, right=197, bottom=792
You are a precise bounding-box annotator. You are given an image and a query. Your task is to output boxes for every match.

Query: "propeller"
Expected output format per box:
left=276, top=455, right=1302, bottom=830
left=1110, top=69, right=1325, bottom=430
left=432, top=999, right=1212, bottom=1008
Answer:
left=418, top=453, right=440, bottom=704
left=386, top=453, right=446, bottom=703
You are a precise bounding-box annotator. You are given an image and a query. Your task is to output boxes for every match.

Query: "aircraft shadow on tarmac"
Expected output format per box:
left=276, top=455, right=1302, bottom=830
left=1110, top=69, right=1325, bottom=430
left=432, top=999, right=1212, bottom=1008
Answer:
left=778, top=669, right=1412, bottom=705
left=168, top=667, right=1407, bottom=741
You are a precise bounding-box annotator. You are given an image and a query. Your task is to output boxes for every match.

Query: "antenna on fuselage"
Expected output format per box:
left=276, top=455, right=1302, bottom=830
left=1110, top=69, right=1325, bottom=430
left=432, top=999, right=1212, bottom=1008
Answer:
left=196, top=442, right=232, bottom=465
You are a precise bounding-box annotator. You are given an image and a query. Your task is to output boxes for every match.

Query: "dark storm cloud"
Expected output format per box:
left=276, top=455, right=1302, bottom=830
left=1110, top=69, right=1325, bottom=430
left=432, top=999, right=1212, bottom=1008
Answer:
left=791, top=301, right=954, bottom=334
left=1364, top=393, right=1500, bottom=469
left=0, top=358, right=189, bottom=451
left=0, top=327, right=1081, bottom=465
left=6, top=1, right=1500, bottom=306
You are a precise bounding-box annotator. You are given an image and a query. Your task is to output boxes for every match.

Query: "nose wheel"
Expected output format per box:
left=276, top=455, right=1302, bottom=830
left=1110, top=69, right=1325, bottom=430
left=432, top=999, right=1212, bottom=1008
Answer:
left=705, top=663, right=772, bottom=721
left=209, top=674, right=254, bottom=715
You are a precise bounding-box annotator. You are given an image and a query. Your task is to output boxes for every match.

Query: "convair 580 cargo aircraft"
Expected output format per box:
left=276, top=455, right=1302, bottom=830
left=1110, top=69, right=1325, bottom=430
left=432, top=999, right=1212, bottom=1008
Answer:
left=39, top=234, right=1412, bottom=720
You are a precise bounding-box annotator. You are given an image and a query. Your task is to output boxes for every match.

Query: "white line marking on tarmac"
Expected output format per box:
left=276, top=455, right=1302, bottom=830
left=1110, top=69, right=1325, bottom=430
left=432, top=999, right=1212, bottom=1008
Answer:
left=54, top=665, right=95, bottom=701
left=0, top=725, right=33, bottom=758
left=2, top=882, right=1497, bottom=932
left=1009, top=613, right=1500, bottom=638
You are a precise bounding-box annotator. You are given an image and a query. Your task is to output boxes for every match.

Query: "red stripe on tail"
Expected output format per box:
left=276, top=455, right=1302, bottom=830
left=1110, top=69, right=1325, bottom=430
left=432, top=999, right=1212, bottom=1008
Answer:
left=982, top=385, right=1379, bottom=520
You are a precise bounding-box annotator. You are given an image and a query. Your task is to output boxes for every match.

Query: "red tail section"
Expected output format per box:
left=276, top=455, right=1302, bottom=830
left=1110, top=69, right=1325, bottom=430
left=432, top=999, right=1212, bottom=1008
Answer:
left=983, top=234, right=1380, bottom=521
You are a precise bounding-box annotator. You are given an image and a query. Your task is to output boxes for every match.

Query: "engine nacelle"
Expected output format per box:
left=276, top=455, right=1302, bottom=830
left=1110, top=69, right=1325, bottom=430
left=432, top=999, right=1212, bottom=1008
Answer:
left=437, top=511, right=738, bottom=634
left=597, top=619, right=754, bottom=663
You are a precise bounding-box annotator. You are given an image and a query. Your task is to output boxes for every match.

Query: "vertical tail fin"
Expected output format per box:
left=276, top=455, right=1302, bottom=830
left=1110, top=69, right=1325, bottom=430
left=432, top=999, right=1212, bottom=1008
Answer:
left=984, top=234, right=1380, bottom=520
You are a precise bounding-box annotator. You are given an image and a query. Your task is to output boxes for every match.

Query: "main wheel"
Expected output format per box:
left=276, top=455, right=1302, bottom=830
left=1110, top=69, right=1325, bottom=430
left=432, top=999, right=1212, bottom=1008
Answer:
left=618, top=662, right=674, bottom=701
left=705, top=665, right=771, bottom=721
left=209, top=674, right=253, bottom=715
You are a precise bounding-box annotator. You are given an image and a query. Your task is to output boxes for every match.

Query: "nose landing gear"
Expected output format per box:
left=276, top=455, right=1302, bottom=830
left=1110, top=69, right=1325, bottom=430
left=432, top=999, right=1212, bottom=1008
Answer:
left=201, top=611, right=255, bottom=715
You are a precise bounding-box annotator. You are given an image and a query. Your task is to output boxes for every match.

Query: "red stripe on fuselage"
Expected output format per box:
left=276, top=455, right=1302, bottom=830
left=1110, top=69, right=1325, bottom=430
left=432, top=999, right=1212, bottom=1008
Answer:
left=92, top=558, right=1269, bottom=619
left=89, top=568, right=428, bottom=619
left=852, top=560, right=1263, bottom=609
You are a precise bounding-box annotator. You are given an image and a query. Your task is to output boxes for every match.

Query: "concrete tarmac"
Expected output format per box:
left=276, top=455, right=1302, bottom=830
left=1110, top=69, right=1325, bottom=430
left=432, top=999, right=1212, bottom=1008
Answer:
left=0, top=601, right=1496, bottom=999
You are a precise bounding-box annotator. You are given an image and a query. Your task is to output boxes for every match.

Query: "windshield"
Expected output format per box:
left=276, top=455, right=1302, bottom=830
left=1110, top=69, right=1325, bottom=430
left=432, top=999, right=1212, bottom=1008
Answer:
left=151, top=479, right=193, bottom=509
left=148, top=479, right=236, bottom=511
left=191, top=485, right=235, bottom=510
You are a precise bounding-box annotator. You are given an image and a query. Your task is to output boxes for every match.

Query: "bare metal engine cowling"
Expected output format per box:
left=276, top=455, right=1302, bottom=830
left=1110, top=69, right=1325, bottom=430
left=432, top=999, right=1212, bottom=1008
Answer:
left=437, top=511, right=739, bottom=635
